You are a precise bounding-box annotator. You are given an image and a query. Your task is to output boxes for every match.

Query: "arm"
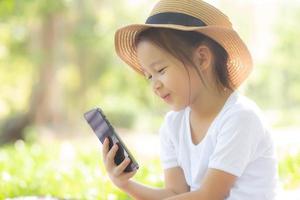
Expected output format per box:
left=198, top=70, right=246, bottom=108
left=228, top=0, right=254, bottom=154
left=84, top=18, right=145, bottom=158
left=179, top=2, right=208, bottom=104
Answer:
left=102, top=138, right=189, bottom=200
left=164, top=168, right=236, bottom=200
left=122, top=167, right=189, bottom=200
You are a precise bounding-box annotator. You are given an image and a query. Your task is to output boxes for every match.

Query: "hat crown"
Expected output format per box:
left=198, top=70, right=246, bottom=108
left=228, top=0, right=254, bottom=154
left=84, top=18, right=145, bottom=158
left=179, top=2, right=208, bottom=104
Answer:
left=149, top=0, right=232, bottom=28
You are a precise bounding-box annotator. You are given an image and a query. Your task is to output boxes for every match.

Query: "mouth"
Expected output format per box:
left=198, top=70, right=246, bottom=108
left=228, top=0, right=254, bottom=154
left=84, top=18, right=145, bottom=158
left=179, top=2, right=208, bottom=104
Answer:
left=161, top=94, right=171, bottom=101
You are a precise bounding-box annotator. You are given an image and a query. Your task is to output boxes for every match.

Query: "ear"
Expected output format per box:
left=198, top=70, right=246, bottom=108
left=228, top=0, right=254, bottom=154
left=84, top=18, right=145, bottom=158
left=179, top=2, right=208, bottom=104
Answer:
left=193, top=44, right=213, bottom=71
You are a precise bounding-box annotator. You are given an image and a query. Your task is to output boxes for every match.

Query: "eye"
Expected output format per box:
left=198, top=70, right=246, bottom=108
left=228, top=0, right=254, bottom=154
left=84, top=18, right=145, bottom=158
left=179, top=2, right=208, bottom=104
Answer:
left=146, top=75, right=152, bottom=80
left=158, top=67, right=166, bottom=73
left=143, top=71, right=152, bottom=80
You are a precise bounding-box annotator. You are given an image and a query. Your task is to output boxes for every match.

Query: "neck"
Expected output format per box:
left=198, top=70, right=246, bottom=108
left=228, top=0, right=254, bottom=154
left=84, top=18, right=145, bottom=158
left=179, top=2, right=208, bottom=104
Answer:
left=189, top=89, right=233, bottom=121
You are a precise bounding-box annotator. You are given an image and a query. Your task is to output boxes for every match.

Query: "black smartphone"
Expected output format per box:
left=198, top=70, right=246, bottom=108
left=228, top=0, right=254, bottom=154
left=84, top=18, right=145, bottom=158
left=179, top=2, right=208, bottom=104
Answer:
left=84, top=108, right=139, bottom=172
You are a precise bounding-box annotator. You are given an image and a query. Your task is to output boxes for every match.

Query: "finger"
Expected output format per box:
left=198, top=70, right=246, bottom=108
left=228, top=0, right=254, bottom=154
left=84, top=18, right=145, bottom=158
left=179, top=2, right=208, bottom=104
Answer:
left=121, top=169, right=137, bottom=180
left=113, top=158, right=131, bottom=176
left=106, top=144, right=118, bottom=168
left=102, top=137, right=109, bottom=158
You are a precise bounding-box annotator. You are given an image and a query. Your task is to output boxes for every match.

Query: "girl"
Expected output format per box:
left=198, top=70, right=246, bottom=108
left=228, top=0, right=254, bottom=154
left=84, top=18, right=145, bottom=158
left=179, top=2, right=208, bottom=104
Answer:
left=102, top=0, right=278, bottom=199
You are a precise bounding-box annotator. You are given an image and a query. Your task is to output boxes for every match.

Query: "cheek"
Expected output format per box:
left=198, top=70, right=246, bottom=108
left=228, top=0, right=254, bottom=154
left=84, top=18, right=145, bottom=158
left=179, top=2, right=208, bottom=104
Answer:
left=167, top=71, right=191, bottom=96
left=177, top=70, right=202, bottom=100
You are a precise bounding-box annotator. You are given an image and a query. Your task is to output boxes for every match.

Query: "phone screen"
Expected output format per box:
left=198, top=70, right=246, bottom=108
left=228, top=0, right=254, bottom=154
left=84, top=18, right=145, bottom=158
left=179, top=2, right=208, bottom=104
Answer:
left=84, top=108, right=139, bottom=172
left=85, top=109, right=111, bottom=143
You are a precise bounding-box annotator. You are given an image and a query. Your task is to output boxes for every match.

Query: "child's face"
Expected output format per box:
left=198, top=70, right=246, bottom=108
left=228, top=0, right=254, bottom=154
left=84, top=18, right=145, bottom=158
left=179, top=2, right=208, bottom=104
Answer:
left=137, top=40, right=206, bottom=111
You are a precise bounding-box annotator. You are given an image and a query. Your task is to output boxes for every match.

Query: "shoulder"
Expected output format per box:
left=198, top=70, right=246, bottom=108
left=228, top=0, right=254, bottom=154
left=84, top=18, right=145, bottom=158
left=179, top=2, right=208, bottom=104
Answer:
left=216, top=92, right=268, bottom=137
left=223, top=93, right=265, bottom=122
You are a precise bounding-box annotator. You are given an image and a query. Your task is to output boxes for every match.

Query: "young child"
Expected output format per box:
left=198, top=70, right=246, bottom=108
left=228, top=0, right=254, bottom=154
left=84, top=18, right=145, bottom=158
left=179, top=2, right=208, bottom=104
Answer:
left=102, top=0, right=278, bottom=199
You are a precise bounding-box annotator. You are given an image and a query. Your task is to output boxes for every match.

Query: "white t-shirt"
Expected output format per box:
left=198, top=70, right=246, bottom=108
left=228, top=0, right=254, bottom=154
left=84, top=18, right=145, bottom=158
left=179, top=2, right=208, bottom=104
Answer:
left=159, top=91, right=279, bottom=200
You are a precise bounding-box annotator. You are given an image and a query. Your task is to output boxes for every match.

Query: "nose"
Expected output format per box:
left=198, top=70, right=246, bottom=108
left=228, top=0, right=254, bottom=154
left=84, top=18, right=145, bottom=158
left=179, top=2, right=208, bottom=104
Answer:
left=151, top=76, right=163, bottom=91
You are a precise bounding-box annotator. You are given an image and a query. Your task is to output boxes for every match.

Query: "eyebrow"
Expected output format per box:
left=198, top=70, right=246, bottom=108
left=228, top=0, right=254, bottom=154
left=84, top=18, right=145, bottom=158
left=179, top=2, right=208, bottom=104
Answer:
left=141, top=59, right=165, bottom=72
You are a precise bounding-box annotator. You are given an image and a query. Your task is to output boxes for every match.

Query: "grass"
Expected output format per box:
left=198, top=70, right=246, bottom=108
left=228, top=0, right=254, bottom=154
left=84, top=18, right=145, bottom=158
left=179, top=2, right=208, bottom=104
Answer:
left=0, top=140, right=299, bottom=199
left=278, top=153, right=300, bottom=190
left=0, top=140, right=163, bottom=199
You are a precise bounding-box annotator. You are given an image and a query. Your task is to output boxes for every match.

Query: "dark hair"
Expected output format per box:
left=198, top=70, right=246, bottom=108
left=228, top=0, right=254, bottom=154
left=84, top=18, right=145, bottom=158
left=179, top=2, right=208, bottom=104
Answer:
left=134, top=28, right=233, bottom=91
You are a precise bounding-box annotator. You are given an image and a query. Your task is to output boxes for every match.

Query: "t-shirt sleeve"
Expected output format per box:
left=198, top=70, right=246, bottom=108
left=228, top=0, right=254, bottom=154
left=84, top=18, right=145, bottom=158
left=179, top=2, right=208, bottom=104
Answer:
left=159, top=112, right=179, bottom=169
left=208, top=110, right=264, bottom=177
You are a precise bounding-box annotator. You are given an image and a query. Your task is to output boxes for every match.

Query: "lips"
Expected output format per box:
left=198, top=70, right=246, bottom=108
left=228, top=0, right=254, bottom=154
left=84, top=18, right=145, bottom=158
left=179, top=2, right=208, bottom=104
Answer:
left=162, top=94, right=169, bottom=98
left=160, top=94, right=171, bottom=101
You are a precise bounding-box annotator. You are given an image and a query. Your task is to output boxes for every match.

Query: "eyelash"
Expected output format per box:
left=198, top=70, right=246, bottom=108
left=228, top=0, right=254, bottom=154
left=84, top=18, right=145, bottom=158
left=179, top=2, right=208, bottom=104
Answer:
left=146, top=67, right=166, bottom=80
left=158, top=68, right=166, bottom=73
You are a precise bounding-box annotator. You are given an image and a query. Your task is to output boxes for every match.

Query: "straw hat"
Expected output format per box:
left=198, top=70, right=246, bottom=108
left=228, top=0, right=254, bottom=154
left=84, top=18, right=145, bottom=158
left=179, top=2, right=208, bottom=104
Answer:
left=115, top=0, right=253, bottom=88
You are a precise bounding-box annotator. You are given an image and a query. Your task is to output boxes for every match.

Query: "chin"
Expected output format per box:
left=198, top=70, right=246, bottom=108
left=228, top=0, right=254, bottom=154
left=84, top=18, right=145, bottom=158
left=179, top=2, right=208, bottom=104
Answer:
left=169, top=104, right=187, bottom=112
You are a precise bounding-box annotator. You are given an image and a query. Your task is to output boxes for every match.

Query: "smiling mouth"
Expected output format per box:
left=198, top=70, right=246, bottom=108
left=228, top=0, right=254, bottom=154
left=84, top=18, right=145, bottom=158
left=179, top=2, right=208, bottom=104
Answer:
left=162, top=94, right=171, bottom=101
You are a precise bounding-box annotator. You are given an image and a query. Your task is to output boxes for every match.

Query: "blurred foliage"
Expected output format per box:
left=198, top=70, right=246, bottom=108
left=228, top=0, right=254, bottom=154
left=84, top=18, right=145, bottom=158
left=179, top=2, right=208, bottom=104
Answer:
left=0, top=140, right=298, bottom=198
left=0, top=141, right=163, bottom=199
left=279, top=153, right=300, bottom=190
left=245, top=2, right=300, bottom=118
left=0, top=0, right=164, bottom=132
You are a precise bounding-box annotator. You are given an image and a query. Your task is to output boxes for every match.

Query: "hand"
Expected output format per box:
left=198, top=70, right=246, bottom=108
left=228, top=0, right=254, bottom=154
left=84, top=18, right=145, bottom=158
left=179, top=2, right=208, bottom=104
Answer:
left=102, top=137, right=137, bottom=189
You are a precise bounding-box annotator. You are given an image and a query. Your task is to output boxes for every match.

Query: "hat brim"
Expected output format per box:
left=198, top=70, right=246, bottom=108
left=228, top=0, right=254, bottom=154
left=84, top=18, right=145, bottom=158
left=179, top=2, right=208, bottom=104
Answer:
left=115, top=23, right=253, bottom=88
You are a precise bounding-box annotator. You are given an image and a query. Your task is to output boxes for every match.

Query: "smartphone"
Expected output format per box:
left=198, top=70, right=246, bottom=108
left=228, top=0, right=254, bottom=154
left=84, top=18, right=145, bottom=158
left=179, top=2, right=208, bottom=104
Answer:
left=84, top=108, right=139, bottom=172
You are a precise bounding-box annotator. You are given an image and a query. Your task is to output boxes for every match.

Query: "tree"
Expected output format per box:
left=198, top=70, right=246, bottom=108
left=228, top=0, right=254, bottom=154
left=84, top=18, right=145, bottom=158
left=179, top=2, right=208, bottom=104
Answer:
left=0, top=0, right=66, bottom=144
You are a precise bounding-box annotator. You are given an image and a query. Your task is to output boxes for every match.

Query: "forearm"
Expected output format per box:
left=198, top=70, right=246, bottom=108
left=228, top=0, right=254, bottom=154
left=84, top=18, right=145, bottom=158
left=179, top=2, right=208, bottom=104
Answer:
left=121, top=180, right=177, bottom=200
left=122, top=182, right=221, bottom=200
left=164, top=190, right=204, bottom=200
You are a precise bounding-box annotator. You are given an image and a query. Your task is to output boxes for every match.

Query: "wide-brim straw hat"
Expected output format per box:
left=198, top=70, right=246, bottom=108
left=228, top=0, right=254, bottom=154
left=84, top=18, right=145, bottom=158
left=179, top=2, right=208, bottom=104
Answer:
left=115, top=0, right=253, bottom=88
